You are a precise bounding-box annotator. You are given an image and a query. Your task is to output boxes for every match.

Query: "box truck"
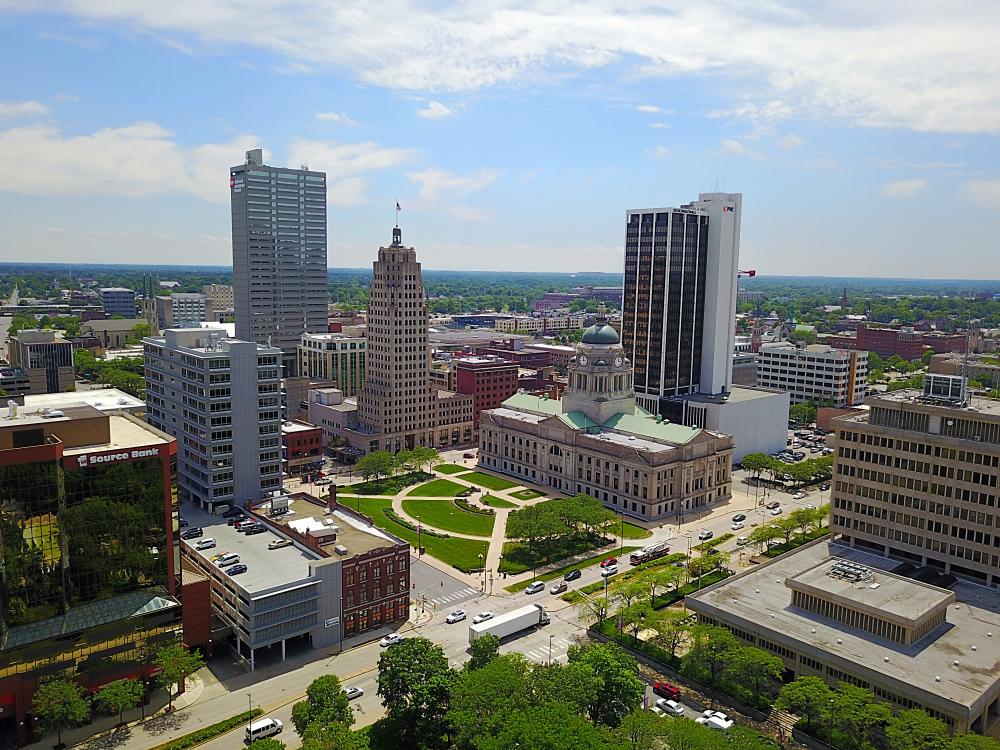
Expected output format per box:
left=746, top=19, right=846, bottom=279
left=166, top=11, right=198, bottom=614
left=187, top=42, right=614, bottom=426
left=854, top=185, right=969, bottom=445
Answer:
left=469, top=604, right=549, bottom=644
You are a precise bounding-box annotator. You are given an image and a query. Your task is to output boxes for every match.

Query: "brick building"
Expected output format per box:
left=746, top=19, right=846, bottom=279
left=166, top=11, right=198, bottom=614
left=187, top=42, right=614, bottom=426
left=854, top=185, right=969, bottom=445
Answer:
left=282, top=420, right=324, bottom=476
left=454, top=356, right=520, bottom=428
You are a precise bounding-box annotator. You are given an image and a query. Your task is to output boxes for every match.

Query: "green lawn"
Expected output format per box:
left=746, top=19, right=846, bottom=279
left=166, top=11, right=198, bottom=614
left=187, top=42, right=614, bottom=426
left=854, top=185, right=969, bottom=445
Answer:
left=456, top=471, right=519, bottom=491
left=339, top=471, right=430, bottom=495
left=350, top=497, right=489, bottom=572
left=481, top=495, right=518, bottom=509
left=620, top=521, right=653, bottom=539
left=510, top=488, right=544, bottom=500
left=406, top=478, right=468, bottom=497
left=400, top=498, right=495, bottom=536
left=504, top=546, right=642, bottom=592
left=435, top=463, right=468, bottom=475
left=499, top=535, right=613, bottom=575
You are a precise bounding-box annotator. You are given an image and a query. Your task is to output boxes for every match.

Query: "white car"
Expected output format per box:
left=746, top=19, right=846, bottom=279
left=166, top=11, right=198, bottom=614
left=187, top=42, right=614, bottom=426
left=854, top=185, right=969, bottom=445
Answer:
left=656, top=698, right=685, bottom=716
left=472, top=611, right=494, bottom=624
left=600, top=565, right=619, bottom=577
left=649, top=705, right=667, bottom=718
left=194, top=537, right=216, bottom=550
left=731, top=520, right=746, bottom=530
left=702, top=710, right=731, bottom=722
left=344, top=686, right=364, bottom=700
left=736, top=536, right=749, bottom=546
left=697, top=715, right=734, bottom=731
left=525, top=581, right=545, bottom=594
left=379, top=633, right=403, bottom=647
left=770, top=506, right=783, bottom=515
left=793, top=492, right=806, bottom=500
left=698, top=530, right=713, bottom=541
left=445, top=609, right=467, bottom=624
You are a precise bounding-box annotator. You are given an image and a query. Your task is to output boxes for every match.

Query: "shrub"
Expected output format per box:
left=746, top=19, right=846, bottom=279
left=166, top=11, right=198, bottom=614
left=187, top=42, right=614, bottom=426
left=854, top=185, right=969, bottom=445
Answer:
left=455, top=498, right=494, bottom=516
left=151, top=709, right=263, bottom=750
left=385, top=508, right=449, bottom=538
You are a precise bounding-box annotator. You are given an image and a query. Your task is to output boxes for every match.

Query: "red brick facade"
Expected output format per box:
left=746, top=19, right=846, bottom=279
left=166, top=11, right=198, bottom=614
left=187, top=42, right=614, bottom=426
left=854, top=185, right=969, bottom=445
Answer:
left=282, top=421, right=323, bottom=475
left=341, top=547, right=410, bottom=639
left=455, top=357, right=520, bottom=428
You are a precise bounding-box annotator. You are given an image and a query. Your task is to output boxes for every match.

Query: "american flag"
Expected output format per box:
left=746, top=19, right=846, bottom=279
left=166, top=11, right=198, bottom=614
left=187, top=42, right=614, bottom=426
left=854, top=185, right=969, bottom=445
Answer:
left=723, top=205, right=734, bottom=213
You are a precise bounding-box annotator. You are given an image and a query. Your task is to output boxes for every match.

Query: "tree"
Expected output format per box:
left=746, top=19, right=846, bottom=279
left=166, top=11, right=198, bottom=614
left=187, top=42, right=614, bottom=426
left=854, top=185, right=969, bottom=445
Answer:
left=410, top=446, right=441, bottom=474
left=449, top=653, right=533, bottom=748
left=775, top=676, right=833, bottom=729
left=467, top=633, right=500, bottom=671
left=740, top=453, right=771, bottom=484
left=680, top=625, right=739, bottom=686
left=376, top=637, right=455, bottom=749
left=772, top=516, right=799, bottom=545
left=94, top=678, right=144, bottom=725
left=356, top=451, right=396, bottom=487
left=748, top=523, right=783, bottom=553
left=615, top=580, right=647, bottom=612
left=651, top=609, right=691, bottom=665
left=301, top=720, right=368, bottom=750
left=885, top=709, right=951, bottom=750
left=811, top=504, right=831, bottom=529
left=621, top=602, right=654, bottom=642
left=723, top=646, right=784, bottom=705
left=789, top=507, right=814, bottom=535
left=475, top=703, right=614, bottom=750
left=32, top=678, right=89, bottom=748
left=614, top=709, right=663, bottom=750
left=394, top=449, right=418, bottom=474
left=154, top=644, right=204, bottom=709
left=790, top=401, right=818, bottom=425
left=291, top=674, right=353, bottom=735
left=828, top=682, right=893, bottom=750
left=248, top=740, right=287, bottom=750
left=951, top=735, right=1000, bottom=750
left=660, top=717, right=727, bottom=750
left=567, top=642, right=644, bottom=728
left=648, top=566, right=685, bottom=606
left=576, top=595, right=609, bottom=624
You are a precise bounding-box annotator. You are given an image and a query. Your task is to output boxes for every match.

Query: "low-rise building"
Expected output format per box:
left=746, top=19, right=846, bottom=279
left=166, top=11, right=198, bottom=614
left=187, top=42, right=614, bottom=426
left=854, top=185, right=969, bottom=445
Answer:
left=929, top=352, right=1000, bottom=385
left=282, top=419, right=323, bottom=476
left=80, top=318, right=149, bottom=349
left=687, top=540, right=1000, bottom=734
left=757, top=342, right=867, bottom=407
left=8, top=329, right=75, bottom=394
left=0, top=365, right=31, bottom=398
left=454, top=356, right=519, bottom=428
left=298, top=333, right=367, bottom=396
left=479, top=312, right=733, bottom=522
left=495, top=315, right=586, bottom=334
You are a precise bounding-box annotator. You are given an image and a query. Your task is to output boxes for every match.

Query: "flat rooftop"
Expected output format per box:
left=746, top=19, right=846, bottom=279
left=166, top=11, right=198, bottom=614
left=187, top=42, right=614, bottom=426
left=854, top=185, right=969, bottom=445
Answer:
left=867, top=389, right=1000, bottom=416
left=66, top=414, right=171, bottom=453
left=282, top=420, right=319, bottom=434
left=17, top=389, right=145, bottom=413
left=687, top=541, right=1000, bottom=712
left=264, top=495, right=400, bottom=558
left=679, top=385, right=788, bottom=405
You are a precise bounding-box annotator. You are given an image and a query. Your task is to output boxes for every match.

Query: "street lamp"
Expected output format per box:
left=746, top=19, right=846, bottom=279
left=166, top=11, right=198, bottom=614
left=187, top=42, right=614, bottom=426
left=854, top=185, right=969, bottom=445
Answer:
left=548, top=634, right=554, bottom=665
left=247, top=693, right=252, bottom=739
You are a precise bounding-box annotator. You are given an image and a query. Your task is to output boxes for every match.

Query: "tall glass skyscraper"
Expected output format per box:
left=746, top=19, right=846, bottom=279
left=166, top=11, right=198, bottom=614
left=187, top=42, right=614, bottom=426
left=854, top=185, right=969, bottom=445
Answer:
left=230, top=149, right=328, bottom=376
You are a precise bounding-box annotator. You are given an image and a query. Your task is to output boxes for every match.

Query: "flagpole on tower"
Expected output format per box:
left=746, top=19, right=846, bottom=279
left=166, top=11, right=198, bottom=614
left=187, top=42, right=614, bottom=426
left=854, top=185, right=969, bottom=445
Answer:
left=395, top=200, right=401, bottom=228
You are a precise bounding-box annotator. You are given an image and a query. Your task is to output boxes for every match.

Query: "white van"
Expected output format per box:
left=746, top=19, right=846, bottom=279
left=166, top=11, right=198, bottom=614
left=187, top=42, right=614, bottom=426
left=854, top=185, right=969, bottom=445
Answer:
left=215, top=552, right=240, bottom=567
left=246, top=718, right=283, bottom=743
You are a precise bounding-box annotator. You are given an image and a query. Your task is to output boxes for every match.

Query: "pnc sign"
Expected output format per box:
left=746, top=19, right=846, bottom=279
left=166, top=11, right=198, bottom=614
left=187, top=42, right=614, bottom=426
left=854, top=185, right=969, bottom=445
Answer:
left=75, top=447, right=161, bottom=468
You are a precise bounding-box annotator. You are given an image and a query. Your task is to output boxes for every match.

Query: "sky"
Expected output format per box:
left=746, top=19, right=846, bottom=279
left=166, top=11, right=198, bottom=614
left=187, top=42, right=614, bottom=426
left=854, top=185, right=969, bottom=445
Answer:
left=0, top=1, right=998, bottom=277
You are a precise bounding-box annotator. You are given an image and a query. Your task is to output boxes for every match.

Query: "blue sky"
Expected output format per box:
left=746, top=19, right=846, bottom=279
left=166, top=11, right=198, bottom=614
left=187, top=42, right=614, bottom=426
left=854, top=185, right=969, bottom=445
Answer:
left=0, top=2, right=998, bottom=277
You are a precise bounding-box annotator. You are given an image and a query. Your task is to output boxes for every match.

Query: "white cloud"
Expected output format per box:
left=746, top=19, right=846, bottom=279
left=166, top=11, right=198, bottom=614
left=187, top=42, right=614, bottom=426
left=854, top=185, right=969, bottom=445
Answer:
left=650, top=146, right=669, bottom=159
left=447, top=205, right=493, bottom=223
left=964, top=179, right=1000, bottom=208
left=287, top=139, right=418, bottom=206
left=315, top=111, right=360, bottom=126
left=881, top=179, right=927, bottom=198
left=0, top=100, right=49, bottom=118
left=636, top=104, right=661, bottom=113
left=778, top=133, right=804, bottom=150
left=406, top=168, right=500, bottom=201
left=649, top=122, right=670, bottom=129
left=720, top=138, right=763, bottom=159
left=416, top=100, right=455, bottom=119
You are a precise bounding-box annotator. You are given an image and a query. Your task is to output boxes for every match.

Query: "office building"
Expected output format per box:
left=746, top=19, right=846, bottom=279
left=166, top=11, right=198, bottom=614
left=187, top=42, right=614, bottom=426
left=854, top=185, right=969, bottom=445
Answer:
left=479, top=311, right=733, bottom=521
left=494, top=315, right=585, bottom=334
left=830, top=378, right=1000, bottom=588
left=231, top=148, right=328, bottom=376
left=202, top=284, right=234, bottom=310
left=929, top=352, right=1000, bottom=384
left=338, top=227, right=473, bottom=453
left=297, top=333, right=367, bottom=396
left=756, top=342, right=867, bottom=407
left=282, top=420, right=323, bottom=476
left=621, top=192, right=741, bottom=410
left=179, top=493, right=409, bottom=669
left=143, top=328, right=282, bottom=511
left=827, top=324, right=924, bottom=360
left=455, top=356, right=520, bottom=428
left=99, top=287, right=137, bottom=318
left=0, top=365, right=31, bottom=398
left=155, top=293, right=214, bottom=329
left=0, top=401, right=180, bottom=747
left=687, top=540, right=1000, bottom=734
left=8, top=330, right=75, bottom=394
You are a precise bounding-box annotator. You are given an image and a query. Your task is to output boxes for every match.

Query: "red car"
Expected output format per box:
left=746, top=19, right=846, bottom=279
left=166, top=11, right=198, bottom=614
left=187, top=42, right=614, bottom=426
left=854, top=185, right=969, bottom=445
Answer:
left=652, top=682, right=681, bottom=701
left=600, top=557, right=618, bottom=568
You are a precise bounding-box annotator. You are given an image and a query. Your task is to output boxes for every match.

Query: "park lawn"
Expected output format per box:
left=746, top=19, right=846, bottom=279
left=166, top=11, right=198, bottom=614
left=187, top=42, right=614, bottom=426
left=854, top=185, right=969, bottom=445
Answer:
left=456, top=471, right=519, bottom=491
left=351, top=497, right=488, bottom=572
left=401, top=498, right=494, bottom=537
left=510, top=488, right=544, bottom=500
left=406, top=478, right=468, bottom=497
left=504, top=546, right=642, bottom=592
left=499, top=534, right=613, bottom=575
left=481, top=495, right=518, bottom=509
left=435, top=463, right=468, bottom=475
left=339, top=471, right=429, bottom=495
left=620, top=521, right=653, bottom=539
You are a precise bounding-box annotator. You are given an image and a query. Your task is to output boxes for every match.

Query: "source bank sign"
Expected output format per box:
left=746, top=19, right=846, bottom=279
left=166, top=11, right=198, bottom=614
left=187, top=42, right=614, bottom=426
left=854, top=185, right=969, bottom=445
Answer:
left=75, top=447, right=162, bottom=468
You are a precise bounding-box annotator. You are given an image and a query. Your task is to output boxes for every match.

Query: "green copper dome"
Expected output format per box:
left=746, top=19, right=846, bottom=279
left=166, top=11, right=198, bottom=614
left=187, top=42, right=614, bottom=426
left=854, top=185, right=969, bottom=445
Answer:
left=581, top=321, right=620, bottom=345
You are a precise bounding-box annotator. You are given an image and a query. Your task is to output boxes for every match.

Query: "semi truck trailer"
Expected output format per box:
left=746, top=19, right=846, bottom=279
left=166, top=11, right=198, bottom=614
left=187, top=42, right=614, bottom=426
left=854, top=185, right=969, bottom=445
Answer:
left=469, top=604, right=549, bottom=644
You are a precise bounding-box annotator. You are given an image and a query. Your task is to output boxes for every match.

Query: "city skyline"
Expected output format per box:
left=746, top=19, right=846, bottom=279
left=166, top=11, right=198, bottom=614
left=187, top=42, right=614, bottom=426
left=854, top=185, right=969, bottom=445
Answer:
left=0, top=3, right=998, bottom=277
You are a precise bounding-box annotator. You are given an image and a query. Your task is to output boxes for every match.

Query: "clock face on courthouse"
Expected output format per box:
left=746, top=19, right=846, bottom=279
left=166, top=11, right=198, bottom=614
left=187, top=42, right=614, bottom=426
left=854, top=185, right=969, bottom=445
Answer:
left=579, top=355, right=589, bottom=366
left=614, top=355, right=623, bottom=367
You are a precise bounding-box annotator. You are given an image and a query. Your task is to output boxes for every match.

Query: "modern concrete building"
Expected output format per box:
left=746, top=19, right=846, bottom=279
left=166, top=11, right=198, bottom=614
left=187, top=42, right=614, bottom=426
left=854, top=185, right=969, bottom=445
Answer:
left=155, top=293, right=214, bottom=329
left=929, top=352, right=1000, bottom=385
left=297, top=332, right=367, bottom=396
left=622, top=192, right=741, bottom=411
left=231, top=148, right=328, bottom=376
left=757, top=342, right=868, bottom=407
left=687, top=540, right=1000, bottom=734
left=99, top=287, right=137, bottom=317
left=479, top=311, right=733, bottom=521
left=202, top=284, right=234, bottom=310
left=8, top=329, right=75, bottom=394
left=0, top=365, right=31, bottom=398
left=830, top=380, right=1000, bottom=588
left=179, top=493, right=409, bottom=669
left=143, top=327, right=283, bottom=511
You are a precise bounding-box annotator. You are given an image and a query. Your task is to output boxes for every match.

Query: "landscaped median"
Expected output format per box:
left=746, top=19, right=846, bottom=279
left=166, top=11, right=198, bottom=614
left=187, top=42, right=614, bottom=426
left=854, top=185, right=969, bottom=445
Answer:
left=150, top=708, right=262, bottom=750
left=692, top=532, right=734, bottom=552
left=503, top=546, right=642, bottom=593
left=560, top=552, right=689, bottom=602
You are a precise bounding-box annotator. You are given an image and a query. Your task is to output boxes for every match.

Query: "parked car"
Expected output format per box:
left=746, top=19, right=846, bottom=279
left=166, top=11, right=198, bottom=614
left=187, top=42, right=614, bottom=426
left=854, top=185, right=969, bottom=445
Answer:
left=600, top=565, right=619, bottom=577
left=268, top=538, right=293, bottom=550
left=215, top=553, right=240, bottom=567
left=227, top=564, right=248, bottom=575
left=656, top=698, right=685, bottom=717
left=697, top=530, right=713, bottom=541
left=244, top=524, right=266, bottom=535
left=472, top=611, right=494, bottom=624
left=315, top=478, right=333, bottom=486
left=770, top=506, right=783, bottom=515
left=344, top=687, right=364, bottom=701
left=227, top=516, right=245, bottom=526
left=222, top=508, right=242, bottom=518
left=463, top=452, right=475, bottom=459
left=820, top=483, right=830, bottom=491
left=650, top=705, right=667, bottom=718
left=525, top=581, right=545, bottom=594
left=652, top=682, right=681, bottom=700
left=445, top=609, right=467, bottom=624
left=379, top=633, right=403, bottom=647
left=194, top=537, right=216, bottom=550
left=702, top=710, right=731, bottom=723
left=180, top=527, right=203, bottom=539
left=178, top=518, right=189, bottom=527
left=564, top=569, right=582, bottom=582
left=600, top=557, right=618, bottom=568
left=549, top=581, right=568, bottom=594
